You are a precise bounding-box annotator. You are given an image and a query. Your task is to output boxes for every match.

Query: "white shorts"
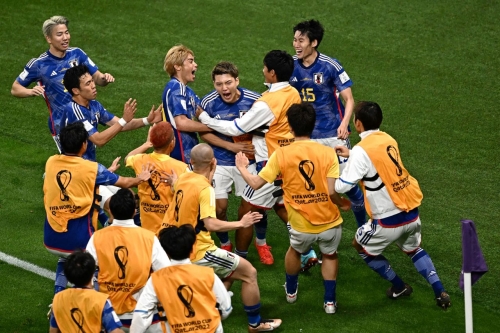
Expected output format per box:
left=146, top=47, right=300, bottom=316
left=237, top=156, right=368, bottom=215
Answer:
left=288, top=223, right=342, bottom=255
left=194, top=248, right=240, bottom=279
left=311, top=137, right=351, bottom=173
left=99, top=185, right=120, bottom=209
left=241, top=182, right=284, bottom=210
left=213, top=164, right=257, bottom=199
left=355, top=218, right=422, bottom=256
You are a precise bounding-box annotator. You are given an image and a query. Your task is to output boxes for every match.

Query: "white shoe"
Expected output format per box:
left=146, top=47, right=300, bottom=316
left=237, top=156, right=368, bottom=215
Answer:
left=284, top=283, right=298, bottom=303
left=324, top=302, right=337, bottom=314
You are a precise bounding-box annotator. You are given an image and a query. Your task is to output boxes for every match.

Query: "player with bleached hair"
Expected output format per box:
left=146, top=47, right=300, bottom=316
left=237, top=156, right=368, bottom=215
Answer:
left=11, top=16, right=114, bottom=151
left=290, top=19, right=367, bottom=270
left=161, top=44, right=212, bottom=164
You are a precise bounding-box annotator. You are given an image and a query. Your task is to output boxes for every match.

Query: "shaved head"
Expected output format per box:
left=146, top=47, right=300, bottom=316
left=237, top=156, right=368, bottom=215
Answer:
left=190, top=143, right=214, bottom=171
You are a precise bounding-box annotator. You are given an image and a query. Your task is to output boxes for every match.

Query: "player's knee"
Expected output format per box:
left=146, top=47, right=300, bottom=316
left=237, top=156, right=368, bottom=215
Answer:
left=352, top=238, right=363, bottom=252
left=216, top=207, right=227, bottom=221
left=321, top=252, right=338, bottom=260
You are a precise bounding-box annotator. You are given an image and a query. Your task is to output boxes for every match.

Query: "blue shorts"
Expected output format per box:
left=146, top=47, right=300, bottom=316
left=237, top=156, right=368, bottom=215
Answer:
left=44, top=215, right=95, bottom=257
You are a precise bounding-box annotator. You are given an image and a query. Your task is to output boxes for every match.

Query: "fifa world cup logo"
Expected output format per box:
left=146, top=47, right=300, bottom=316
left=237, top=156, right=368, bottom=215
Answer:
left=56, top=170, right=72, bottom=201
left=174, top=190, right=184, bottom=222
left=386, top=145, right=403, bottom=176
left=177, top=285, right=195, bottom=317
left=114, top=246, right=128, bottom=279
left=298, top=160, right=315, bottom=191
left=70, top=308, right=86, bottom=333
left=148, top=170, right=161, bottom=201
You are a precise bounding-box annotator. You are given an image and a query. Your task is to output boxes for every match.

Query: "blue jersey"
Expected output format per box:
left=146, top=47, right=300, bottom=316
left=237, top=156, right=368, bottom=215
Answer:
left=16, top=48, right=99, bottom=135
left=201, top=87, right=260, bottom=166
left=290, top=53, right=353, bottom=139
left=162, top=77, right=200, bottom=163
left=62, top=100, right=115, bottom=161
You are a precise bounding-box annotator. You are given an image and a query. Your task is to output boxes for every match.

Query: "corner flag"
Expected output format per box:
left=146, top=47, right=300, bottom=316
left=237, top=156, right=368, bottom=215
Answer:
left=459, top=219, right=488, bottom=290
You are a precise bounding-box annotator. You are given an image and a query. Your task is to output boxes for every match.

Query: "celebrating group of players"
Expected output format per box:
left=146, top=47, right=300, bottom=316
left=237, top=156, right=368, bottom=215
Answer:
left=12, top=15, right=451, bottom=333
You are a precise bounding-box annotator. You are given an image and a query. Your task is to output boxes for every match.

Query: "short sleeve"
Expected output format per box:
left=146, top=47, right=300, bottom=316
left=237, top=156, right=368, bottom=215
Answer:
left=96, top=163, right=119, bottom=185
left=199, top=186, right=216, bottom=220
left=16, top=60, right=39, bottom=87
left=258, top=151, right=281, bottom=184
left=167, top=85, right=189, bottom=117
left=101, top=299, right=122, bottom=332
left=78, top=48, right=99, bottom=75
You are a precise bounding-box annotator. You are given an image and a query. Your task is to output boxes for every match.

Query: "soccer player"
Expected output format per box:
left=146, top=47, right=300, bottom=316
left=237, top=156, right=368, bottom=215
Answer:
left=86, top=189, right=171, bottom=331
left=161, top=45, right=211, bottom=164
left=62, top=64, right=162, bottom=162
left=199, top=61, right=271, bottom=263
left=44, top=122, right=152, bottom=297
left=334, top=101, right=451, bottom=309
left=235, top=102, right=350, bottom=314
left=131, top=224, right=232, bottom=333
left=290, top=20, right=366, bottom=240
left=49, top=251, right=124, bottom=333
left=11, top=16, right=114, bottom=151
left=196, top=50, right=302, bottom=265
left=125, top=122, right=190, bottom=233
left=160, top=144, right=282, bottom=332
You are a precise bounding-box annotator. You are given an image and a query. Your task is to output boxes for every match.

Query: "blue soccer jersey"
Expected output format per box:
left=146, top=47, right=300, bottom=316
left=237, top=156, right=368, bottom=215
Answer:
left=162, top=77, right=201, bottom=163
left=62, top=100, right=115, bottom=161
left=290, top=53, right=353, bottom=139
left=200, top=87, right=260, bottom=166
left=16, top=48, right=99, bottom=136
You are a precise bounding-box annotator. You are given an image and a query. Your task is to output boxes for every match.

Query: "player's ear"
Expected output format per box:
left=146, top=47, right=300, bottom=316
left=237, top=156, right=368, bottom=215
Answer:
left=235, top=77, right=240, bottom=86
left=71, top=87, right=80, bottom=96
left=311, top=39, right=318, bottom=48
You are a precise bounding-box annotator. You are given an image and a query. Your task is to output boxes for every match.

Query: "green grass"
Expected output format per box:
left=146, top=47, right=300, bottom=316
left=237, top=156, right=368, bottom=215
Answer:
left=1, top=0, right=499, bottom=332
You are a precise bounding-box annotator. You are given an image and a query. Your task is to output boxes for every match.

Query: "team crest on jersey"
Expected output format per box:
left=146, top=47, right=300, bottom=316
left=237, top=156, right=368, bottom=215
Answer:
left=313, top=72, right=323, bottom=85
left=69, top=60, right=79, bottom=68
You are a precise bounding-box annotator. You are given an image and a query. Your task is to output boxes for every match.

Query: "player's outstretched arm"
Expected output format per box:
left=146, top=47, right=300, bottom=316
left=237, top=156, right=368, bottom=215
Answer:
left=114, top=163, right=153, bottom=188
left=125, top=127, right=154, bottom=162
left=200, top=132, right=255, bottom=154
left=235, top=152, right=267, bottom=190
left=92, top=70, right=115, bottom=86
left=203, top=211, right=262, bottom=232
left=11, top=80, right=45, bottom=98
left=175, top=114, right=212, bottom=132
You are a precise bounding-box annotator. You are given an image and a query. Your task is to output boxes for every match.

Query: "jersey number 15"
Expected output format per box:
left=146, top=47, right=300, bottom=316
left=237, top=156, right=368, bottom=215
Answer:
left=301, top=88, right=316, bottom=102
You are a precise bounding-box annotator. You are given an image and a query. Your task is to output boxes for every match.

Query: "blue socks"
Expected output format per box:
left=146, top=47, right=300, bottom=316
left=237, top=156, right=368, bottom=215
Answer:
left=409, top=248, right=444, bottom=297
left=235, top=249, right=248, bottom=258
left=54, top=258, right=68, bottom=294
left=216, top=232, right=230, bottom=245
left=346, top=186, right=366, bottom=227
left=244, top=303, right=261, bottom=326
left=323, top=280, right=337, bottom=303
left=360, top=253, right=405, bottom=290
left=285, top=273, right=298, bottom=294
left=255, top=211, right=268, bottom=241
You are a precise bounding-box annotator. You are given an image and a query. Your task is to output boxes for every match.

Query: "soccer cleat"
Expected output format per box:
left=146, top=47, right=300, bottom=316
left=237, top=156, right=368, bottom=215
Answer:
left=436, top=292, right=451, bottom=310
left=248, top=319, right=282, bottom=332
left=324, top=302, right=337, bottom=314
left=283, top=283, right=298, bottom=303
left=386, top=283, right=413, bottom=299
left=220, top=243, right=233, bottom=252
left=255, top=241, right=274, bottom=265
left=300, top=249, right=319, bottom=272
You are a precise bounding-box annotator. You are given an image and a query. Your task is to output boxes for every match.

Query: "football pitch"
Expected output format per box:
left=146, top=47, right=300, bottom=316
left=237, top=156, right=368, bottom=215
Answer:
left=0, top=0, right=498, bottom=332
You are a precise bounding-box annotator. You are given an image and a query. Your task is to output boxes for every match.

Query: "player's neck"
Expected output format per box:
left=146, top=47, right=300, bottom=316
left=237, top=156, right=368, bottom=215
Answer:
left=48, top=46, right=66, bottom=58
left=293, top=135, right=310, bottom=141
left=72, top=96, right=90, bottom=108
left=302, top=50, right=318, bottom=67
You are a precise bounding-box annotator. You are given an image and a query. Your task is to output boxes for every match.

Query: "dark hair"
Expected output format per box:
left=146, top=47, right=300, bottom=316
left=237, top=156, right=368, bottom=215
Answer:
left=354, top=101, right=383, bottom=131
left=293, top=20, right=324, bottom=49
left=158, top=225, right=196, bottom=260
left=287, top=102, right=316, bottom=137
left=63, top=64, right=90, bottom=96
left=263, top=50, right=294, bottom=82
left=211, top=61, right=239, bottom=81
left=59, top=122, right=88, bottom=154
left=109, top=189, right=137, bottom=220
left=64, top=250, right=96, bottom=286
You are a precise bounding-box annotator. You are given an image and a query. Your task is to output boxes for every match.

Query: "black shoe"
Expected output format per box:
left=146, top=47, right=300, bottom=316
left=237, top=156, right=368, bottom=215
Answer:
left=436, top=291, right=451, bottom=310
left=386, top=283, right=413, bottom=299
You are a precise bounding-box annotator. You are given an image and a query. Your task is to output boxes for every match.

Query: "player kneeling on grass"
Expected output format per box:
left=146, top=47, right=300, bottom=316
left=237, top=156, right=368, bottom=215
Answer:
left=49, top=250, right=124, bottom=333
left=159, top=144, right=282, bottom=332
left=334, top=101, right=451, bottom=309
left=131, top=224, right=232, bottom=333
left=236, top=102, right=351, bottom=314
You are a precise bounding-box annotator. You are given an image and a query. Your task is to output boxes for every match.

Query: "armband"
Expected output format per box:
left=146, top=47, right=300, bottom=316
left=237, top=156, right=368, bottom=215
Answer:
left=142, top=117, right=150, bottom=126
left=118, top=118, right=127, bottom=127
